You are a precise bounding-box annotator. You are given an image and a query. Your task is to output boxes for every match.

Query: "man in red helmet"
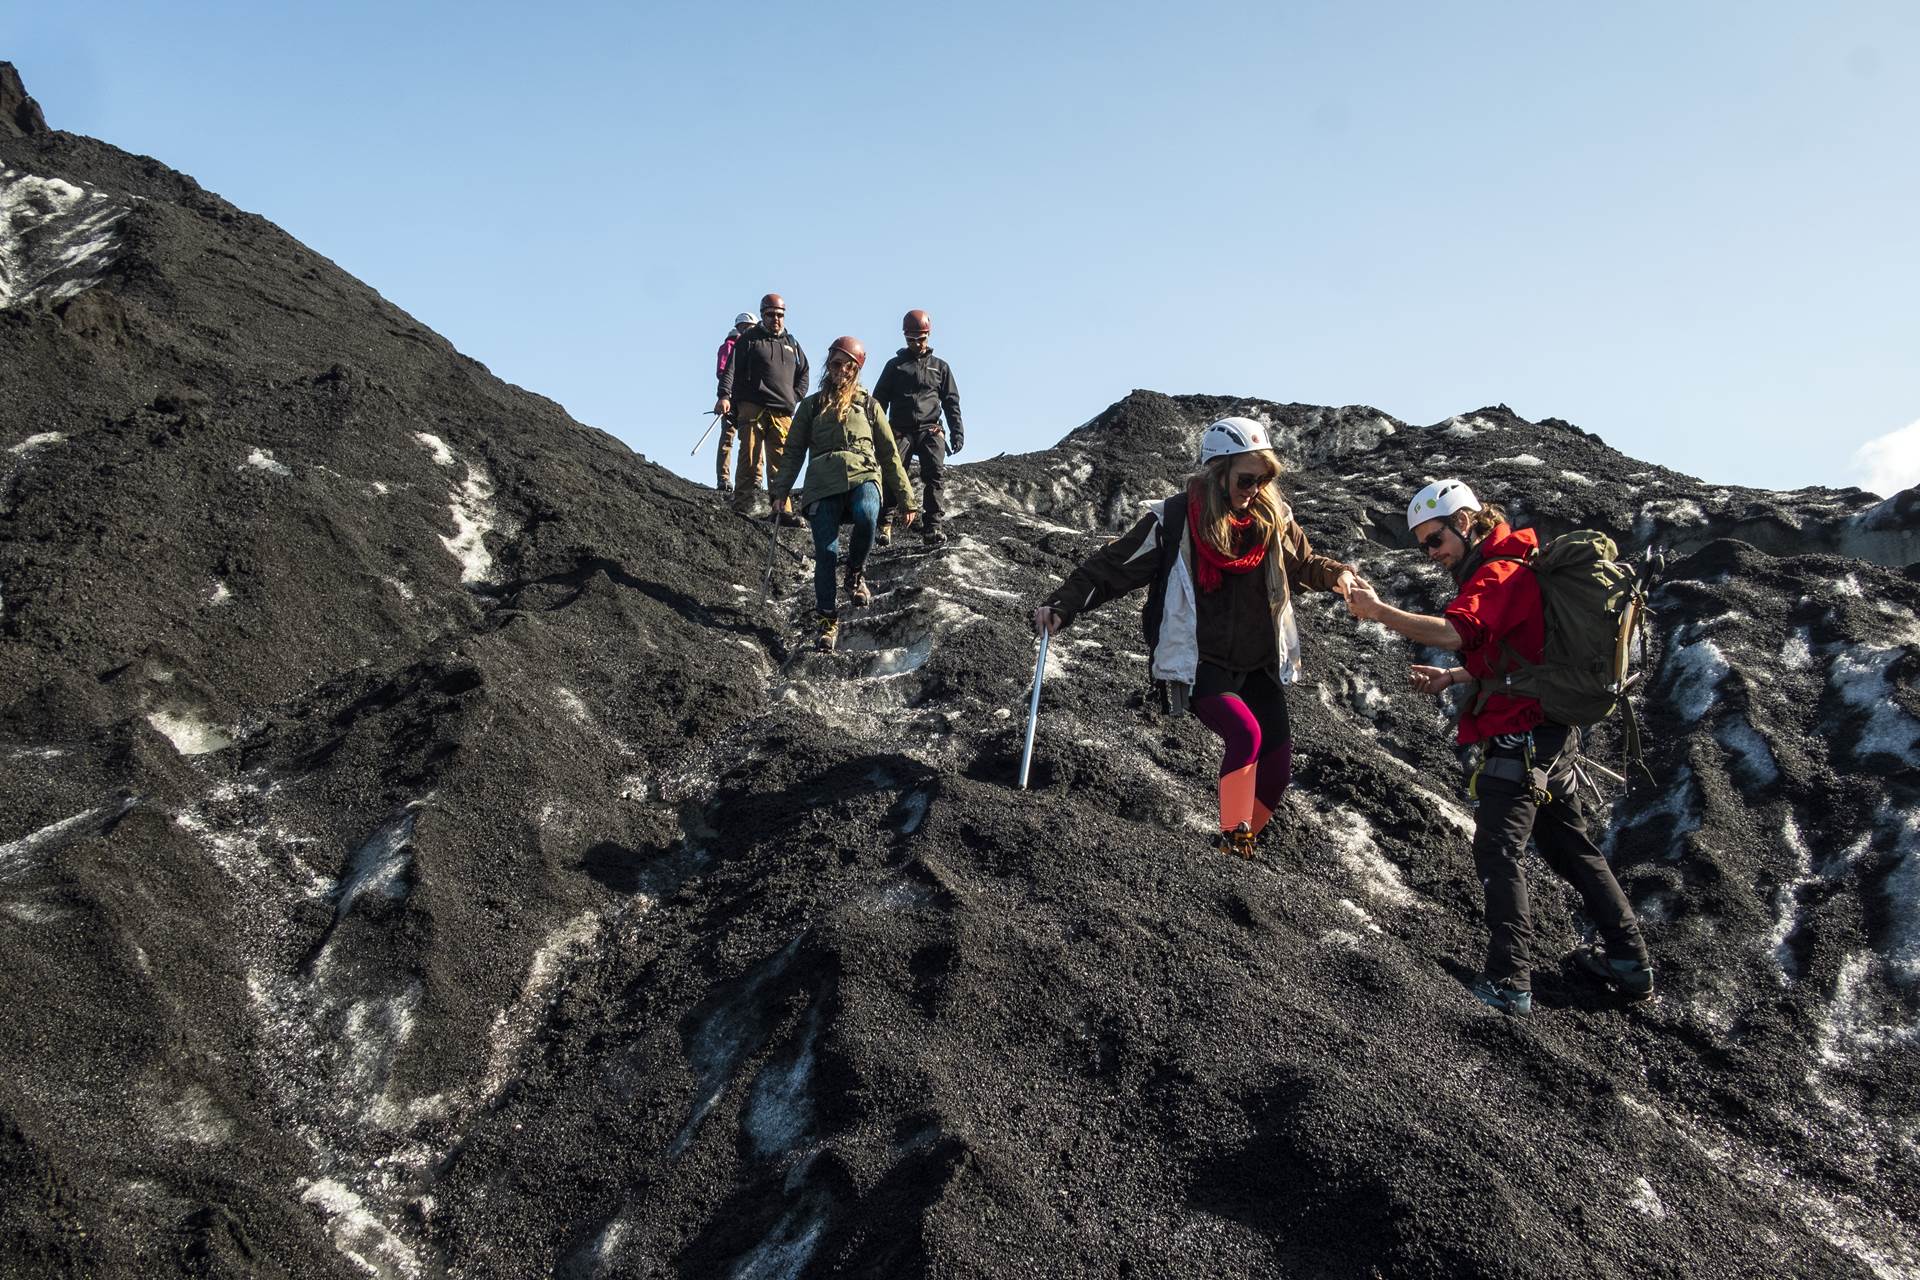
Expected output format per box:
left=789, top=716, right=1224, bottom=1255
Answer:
left=872, top=309, right=964, bottom=547
left=771, top=336, right=918, bottom=651
left=715, top=293, right=809, bottom=519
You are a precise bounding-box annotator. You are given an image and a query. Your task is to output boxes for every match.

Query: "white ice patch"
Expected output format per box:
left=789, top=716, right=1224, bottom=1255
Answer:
left=8, top=432, right=65, bottom=454
left=241, top=448, right=292, bottom=477
left=1559, top=470, right=1596, bottom=487
left=334, top=807, right=420, bottom=918
left=478, top=910, right=603, bottom=1107
left=1764, top=817, right=1816, bottom=983
left=411, top=433, right=497, bottom=584
left=1337, top=898, right=1384, bottom=934
left=1814, top=952, right=1919, bottom=1069
left=1782, top=628, right=1814, bottom=671
left=0, top=805, right=113, bottom=884
left=746, top=1005, right=822, bottom=1159
left=148, top=708, right=234, bottom=756
left=1827, top=649, right=1920, bottom=764
left=1833, top=574, right=1866, bottom=599
left=1882, top=807, right=1920, bottom=986
left=1497, top=454, right=1544, bottom=467
left=207, top=579, right=232, bottom=605
left=1639, top=498, right=1708, bottom=530
left=1714, top=714, right=1779, bottom=788
left=0, top=169, right=130, bottom=309
left=1319, top=805, right=1419, bottom=907
left=298, top=1177, right=422, bottom=1279
left=1663, top=638, right=1730, bottom=721
left=556, top=687, right=592, bottom=726
left=1627, top=1176, right=1667, bottom=1220
left=412, top=433, right=454, bottom=467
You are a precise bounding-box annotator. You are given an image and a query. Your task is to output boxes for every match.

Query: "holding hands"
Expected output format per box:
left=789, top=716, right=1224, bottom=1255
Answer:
left=1345, top=581, right=1383, bottom=621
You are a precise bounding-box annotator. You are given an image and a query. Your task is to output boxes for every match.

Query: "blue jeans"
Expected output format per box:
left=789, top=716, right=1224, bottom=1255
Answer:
left=806, top=481, right=880, bottom=614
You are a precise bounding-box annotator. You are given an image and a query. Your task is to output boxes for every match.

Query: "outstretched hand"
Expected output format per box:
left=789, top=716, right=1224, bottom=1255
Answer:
left=1332, top=569, right=1372, bottom=599
left=1345, top=582, right=1382, bottom=621
left=1410, top=664, right=1454, bottom=695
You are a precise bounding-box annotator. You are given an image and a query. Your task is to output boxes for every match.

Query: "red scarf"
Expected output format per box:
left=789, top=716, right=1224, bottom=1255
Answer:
left=1187, top=486, right=1267, bottom=593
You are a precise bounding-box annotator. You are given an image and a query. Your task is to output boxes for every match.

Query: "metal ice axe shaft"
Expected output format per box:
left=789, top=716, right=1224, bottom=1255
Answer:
left=760, top=513, right=782, bottom=600
left=1018, top=628, right=1050, bottom=790
left=690, top=412, right=722, bottom=455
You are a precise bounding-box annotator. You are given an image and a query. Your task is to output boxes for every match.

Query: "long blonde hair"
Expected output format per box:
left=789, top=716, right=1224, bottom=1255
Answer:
left=1190, top=449, right=1285, bottom=556
left=821, top=372, right=861, bottom=420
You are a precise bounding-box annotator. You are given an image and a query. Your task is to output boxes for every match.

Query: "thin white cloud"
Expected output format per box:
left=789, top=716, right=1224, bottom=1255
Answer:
left=1851, top=419, right=1920, bottom=497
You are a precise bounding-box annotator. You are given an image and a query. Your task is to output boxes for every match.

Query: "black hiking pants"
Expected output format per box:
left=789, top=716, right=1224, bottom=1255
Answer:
left=887, top=426, right=947, bottom=531
left=1471, top=724, right=1648, bottom=991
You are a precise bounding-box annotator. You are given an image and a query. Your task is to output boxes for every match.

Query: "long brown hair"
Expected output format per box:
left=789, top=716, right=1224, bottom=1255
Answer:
left=1460, top=504, right=1508, bottom=540
left=1189, top=449, right=1284, bottom=556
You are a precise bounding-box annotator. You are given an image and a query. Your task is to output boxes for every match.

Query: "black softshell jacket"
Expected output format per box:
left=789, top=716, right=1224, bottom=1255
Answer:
left=871, top=348, right=964, bottom=449
left=720, top=327, right=810, bottom=413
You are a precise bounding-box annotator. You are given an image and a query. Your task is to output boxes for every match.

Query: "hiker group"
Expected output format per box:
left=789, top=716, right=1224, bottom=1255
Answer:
left=710, top=295, right=962, bottom=652
left=1034, top=418, right=1656, bottom=1017
left=701, top=305, right=1653, bottom=1017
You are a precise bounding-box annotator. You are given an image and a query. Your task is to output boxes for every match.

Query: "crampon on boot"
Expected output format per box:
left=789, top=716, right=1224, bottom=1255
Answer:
left=1212, top=822, right=1257, bottom=859
left=814, top=611, right=840, bottom=652
left=845, top=570, right=873, bottom=607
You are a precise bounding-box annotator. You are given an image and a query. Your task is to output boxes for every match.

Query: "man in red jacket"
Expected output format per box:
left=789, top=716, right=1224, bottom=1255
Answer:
left=1345, top=478, right=1652, bottom=1016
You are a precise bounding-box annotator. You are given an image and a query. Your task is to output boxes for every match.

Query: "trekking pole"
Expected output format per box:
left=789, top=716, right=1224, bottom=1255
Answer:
left=690, top=412, right=722, bottom=455
left=1018, top=627, right=1050, bottom=790
left=760, top=512, right=783, bottom=601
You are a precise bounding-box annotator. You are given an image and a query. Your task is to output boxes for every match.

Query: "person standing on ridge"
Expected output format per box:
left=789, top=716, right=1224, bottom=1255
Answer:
left=1032, top=418, right=1362, bottom=857
left=716, top=293, right=809, bottom=520
left=1343, top=479, right=1655, bottom=1017
left=770, top=336, right=918, bottom=652
left=712, top=311, right=756, bottom=500
left=872, top=309, right=963, bottom=547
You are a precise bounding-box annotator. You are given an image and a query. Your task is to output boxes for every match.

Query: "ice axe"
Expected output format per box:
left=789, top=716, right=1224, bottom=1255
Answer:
left=760, top=510, right=783, bottom=601
left=690, top=412, right=723, bottom=455
left=1018, top=626, right=1051, bottom=790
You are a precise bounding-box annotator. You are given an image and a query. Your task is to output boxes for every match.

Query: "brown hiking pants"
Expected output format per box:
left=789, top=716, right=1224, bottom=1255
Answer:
left=732, top=401, right=791, bottom=511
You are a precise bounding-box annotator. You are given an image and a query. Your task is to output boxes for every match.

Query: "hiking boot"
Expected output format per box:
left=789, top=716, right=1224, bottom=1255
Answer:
left=814, top=612, right=839, bottom=653
left=1470, top=978, right=1533, bottom=1017
left=1212, top=823, right=1257, bottom=859
left=875, top=519, right=893, bottom=548
left=1570, top=945, right=1655, bottom=1001
left=921, top=525, right=948, bottom=547
left=845, top=570, right=872, bottom=608
left=717, top=482, right=735, bottom=503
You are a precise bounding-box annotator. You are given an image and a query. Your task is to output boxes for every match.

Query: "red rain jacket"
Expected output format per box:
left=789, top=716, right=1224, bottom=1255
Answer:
left=1444, top=523, right=1547, bottom=744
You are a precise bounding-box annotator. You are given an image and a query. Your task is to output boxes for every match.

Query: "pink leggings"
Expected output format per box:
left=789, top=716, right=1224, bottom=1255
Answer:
left=1191, top=673, right=1293, bottom=831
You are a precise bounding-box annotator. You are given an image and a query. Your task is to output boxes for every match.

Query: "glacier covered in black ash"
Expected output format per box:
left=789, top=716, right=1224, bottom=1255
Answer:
left=2, top=66, right=1916, bottom=1280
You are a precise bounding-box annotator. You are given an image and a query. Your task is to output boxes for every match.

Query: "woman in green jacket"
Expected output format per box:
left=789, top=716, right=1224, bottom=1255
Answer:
left=771, top=335, right=918, bottom=651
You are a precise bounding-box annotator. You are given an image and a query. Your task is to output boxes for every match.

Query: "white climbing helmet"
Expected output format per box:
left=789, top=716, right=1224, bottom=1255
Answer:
left=1198, top=417, right=1274, bottom=464
left=1406, top=478, right=1480, bottom=531
left=733, top=311, right=756, bottom=327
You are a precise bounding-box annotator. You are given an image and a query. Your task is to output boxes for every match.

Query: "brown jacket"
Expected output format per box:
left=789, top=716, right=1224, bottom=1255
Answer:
left=1044, top=489, right=1351, bottom=688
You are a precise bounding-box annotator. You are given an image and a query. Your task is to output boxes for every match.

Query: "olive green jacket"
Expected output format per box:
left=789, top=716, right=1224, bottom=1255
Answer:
left=771, top=385, right=919, bottom=514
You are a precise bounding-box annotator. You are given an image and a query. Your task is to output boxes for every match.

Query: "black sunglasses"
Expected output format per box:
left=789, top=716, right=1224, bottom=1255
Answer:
left=1233, top=472, right=1274, bottom=491
left=1420, top=529, right=1451, bottom=551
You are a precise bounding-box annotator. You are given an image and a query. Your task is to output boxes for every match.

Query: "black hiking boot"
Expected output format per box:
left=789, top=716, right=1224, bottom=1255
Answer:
left=1470, top=978, right=1533, bottom=1017
left=921, top=525, right=948, bottom=547
left=1570, top=945, right=1655, bottom=1001
left=845, top=570, right=872, bottom=608
left=814, top=611, right=840, bottom=653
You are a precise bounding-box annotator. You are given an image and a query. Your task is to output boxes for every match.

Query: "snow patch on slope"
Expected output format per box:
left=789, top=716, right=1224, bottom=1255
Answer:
left=0, top=168, right=131, bottom=309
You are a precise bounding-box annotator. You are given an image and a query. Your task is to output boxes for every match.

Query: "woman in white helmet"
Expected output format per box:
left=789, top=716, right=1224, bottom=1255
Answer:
left=1032, top=417, right=1363, bottom=857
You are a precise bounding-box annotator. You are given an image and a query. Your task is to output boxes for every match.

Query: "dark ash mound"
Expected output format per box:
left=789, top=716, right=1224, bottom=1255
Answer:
left=3, top=87, right=1918, bottom=1279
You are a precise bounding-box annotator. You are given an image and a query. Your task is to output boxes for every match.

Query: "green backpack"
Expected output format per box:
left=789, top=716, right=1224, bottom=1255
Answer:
left=1480, top=530, right=1656, bottom=776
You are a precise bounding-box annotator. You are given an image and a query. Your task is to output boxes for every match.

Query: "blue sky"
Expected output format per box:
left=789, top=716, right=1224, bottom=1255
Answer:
left=11, top=2, right=1918, bottom=494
